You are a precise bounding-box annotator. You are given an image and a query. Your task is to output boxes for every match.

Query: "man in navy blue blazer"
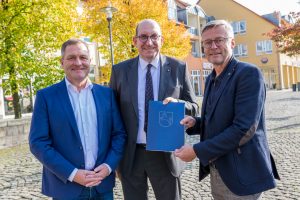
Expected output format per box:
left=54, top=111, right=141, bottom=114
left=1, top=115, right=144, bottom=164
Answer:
left=175, top=20, right=279, bottom=199
left=29, top=39, right=126, bottom=199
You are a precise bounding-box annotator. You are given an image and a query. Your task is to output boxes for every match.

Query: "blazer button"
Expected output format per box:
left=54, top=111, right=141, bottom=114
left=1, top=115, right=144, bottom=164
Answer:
left=81, top=164, right=84, bottom=168
left=79, top=146, right=83, bottom=150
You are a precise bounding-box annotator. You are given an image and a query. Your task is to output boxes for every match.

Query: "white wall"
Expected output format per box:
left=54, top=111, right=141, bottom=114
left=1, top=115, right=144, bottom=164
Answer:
left=0, top=80, right=5, bottom=119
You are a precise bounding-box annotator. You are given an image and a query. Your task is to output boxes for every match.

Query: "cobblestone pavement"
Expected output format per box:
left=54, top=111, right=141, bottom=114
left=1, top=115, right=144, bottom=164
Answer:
left=0, top=90, right=299, bottom=199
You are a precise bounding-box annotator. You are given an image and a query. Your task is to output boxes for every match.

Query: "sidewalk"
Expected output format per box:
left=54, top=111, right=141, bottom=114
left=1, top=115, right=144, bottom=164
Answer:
left=0, top=90, right=299, bottom=199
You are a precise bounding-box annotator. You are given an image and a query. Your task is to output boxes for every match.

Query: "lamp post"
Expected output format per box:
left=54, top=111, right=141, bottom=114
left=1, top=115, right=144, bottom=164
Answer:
left=100, top=2, right=118, bottom=67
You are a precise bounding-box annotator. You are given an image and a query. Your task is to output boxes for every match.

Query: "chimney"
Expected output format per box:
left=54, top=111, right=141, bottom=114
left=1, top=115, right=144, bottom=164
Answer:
left=273, top=11, right=281, bottom=26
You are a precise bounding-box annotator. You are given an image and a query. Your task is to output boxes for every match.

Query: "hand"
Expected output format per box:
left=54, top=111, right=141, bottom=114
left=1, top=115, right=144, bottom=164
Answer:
left=174, top=144, right=197, bottom=162
left=85, top=164, right=110, bottom=187
left=73, top=169, right=99, bottom=187
left=180, top=116, right=196, bottom=128
left=94, top=164, right=110, bottom=180
left=163, top=97, right=178, bottom=105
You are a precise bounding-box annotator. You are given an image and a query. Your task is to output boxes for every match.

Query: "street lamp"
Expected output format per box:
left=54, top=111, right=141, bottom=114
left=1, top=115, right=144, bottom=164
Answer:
left=100, top=2, right=118, bottom=67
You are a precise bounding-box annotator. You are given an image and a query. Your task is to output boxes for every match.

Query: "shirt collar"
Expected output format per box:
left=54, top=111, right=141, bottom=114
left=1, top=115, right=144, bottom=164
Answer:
left=139, top=53, right=160, bottom=70
left=212, top=56, right=234, bottom=81
left=65, top=77, right=93, bottom=92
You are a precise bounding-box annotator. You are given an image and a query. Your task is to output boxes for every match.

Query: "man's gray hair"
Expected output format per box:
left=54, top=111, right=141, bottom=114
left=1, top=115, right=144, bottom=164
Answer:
left=61, top=38, right=89, bottom=58
left=201, top=20, right=234, bottom=38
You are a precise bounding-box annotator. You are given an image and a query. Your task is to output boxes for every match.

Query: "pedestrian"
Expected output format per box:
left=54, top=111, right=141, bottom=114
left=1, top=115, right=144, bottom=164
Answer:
left=175, top=20, right=280, bottom=200
left=29, top=38, right=126, bottom=200
left=110, top=19, right=199, bottom=200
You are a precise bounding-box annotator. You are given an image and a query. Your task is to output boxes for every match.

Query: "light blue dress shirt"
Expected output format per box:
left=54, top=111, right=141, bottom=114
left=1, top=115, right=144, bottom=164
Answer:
left=65, top=78, right=111, bottom=182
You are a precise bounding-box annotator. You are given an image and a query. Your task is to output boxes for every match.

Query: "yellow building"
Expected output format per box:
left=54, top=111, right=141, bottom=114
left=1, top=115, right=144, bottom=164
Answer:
left=199, top=0, right=300, bottom=89
left=169, top=0, right=210, bottom=96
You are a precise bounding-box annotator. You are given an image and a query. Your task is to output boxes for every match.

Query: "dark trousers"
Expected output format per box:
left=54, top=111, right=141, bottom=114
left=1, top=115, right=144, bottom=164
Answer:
left=53, top=187, right=113, bottom=200
left=120, top=145, right=181, bottom=200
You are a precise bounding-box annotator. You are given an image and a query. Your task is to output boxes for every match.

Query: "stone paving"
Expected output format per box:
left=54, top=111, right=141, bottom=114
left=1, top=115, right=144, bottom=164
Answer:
left=0, top=90, right=299, bottom=199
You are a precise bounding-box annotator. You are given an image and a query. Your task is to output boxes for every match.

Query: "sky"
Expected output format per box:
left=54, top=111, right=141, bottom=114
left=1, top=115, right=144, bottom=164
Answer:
left=234, top=0, right=300, bottom=15
left=182, top=0, right=300, bottom=15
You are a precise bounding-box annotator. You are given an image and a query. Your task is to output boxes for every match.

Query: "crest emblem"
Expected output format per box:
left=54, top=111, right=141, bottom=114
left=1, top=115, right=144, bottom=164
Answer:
left=159, top=111, right=173, bottom=127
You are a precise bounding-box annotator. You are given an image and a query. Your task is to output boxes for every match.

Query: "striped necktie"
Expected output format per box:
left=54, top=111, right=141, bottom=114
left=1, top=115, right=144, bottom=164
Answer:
left=144, top=64, right=154, bottom=133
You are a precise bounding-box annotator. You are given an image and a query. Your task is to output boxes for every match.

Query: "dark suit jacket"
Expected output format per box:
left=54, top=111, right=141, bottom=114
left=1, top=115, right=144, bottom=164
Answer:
left=110, top=55, right=198, bottom=177
left=187, top=57, right=279, bottom=195
left=29, top=79, right=126, bottom=199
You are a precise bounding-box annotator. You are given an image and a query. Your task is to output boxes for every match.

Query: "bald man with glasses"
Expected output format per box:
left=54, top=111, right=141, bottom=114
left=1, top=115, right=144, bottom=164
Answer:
left=110, top=19, right=198, bottom=200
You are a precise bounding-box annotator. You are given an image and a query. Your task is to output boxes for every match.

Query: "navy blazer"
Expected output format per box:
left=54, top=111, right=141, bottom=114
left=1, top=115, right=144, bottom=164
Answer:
left=188, top=57, right=279, bottom=195
left=29, top=79, right=126, bottom=199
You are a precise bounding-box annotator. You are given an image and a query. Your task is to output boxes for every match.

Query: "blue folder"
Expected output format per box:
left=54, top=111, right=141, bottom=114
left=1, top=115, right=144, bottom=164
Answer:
left=146, top=101, right=185, bottom=152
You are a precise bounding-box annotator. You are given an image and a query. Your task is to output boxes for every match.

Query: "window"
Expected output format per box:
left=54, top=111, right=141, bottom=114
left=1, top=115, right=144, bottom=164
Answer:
left=191, top=70, right=200, bottom=76
left=231, top=21, right=246, bottom=34
left=265, top=40, right=272, bottom=53
left=239, top=21, right=246, bottom=33
left=202, top=69, right=211, bottom=85
left=233, top=44, right=248, bottom=57
left=191, top=70, right=201, bottom=96
left=256, top=40, right=272, bottom=54
left=233, top=46, right=239, bottom=56
left=256, top=41, right=264, bottom=54
left=232, top=22, right=239, bottom=34
left=168, top=0, right=177, bottom=20
left=191, top=41, right=200, bottom=57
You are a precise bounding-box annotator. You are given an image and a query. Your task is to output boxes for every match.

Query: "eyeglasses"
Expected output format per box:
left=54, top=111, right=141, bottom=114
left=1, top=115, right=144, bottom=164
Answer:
left=202, top=37, right=230, bottom=49
left=136, top=34, right=161, bottom=43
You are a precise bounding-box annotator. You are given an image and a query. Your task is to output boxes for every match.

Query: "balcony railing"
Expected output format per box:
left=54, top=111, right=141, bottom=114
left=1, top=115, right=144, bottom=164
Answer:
left=188, top=27, right=198, bottom=35
left=192, top=51, right=200, bottom=57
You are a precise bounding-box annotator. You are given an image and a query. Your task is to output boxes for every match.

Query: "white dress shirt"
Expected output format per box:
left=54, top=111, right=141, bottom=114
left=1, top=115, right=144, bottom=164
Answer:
left=137, top=55, right=160, bottom=144
left=65, top=78, right=111, bottom=181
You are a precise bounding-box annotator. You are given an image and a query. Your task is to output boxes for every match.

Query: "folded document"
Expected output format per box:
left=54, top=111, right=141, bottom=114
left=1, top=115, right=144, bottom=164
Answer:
left=146, top=101, right=185, bottom=152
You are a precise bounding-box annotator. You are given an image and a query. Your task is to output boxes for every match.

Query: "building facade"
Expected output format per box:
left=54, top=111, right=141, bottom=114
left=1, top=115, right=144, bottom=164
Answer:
left=168, top=0, right=212, bottom=96
left=199, top=0, right=300, bottom=89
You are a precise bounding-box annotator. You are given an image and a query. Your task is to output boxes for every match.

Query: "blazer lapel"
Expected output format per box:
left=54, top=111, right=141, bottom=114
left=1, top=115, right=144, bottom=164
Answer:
left=127, top=57, right=139, bottom=118
left=91, top=85, right=103, bottom=152
left=201, top=76, right=212, bottom=119
left=200, top=76, right=212, bottom=140
left=158, top=55, right=171, bottom=100
left=56, top=79, right=81, bottom=142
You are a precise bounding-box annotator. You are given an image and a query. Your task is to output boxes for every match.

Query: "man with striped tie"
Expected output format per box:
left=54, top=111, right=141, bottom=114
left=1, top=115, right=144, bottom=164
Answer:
left=110, top=19, right=198, bottom=200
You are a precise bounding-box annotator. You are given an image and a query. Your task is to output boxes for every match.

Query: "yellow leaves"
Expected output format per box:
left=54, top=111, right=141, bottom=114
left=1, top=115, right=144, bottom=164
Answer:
left=267, top=12, right=300, bottom=56
left=97, top=65, right=112, bottom=84
left=0, top=0, right=79, bottom=91
left=161, top=21, right=191, bottom=59
left=82, top=0, right=191, bottom=63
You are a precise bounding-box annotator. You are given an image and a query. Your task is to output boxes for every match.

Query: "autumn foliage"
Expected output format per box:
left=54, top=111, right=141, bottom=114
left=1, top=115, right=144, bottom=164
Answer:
left=267, top=12, right=300, bottom=56
left=81, top=0, right=191, bottom=65
left=0, top=0, right=78, bottom=118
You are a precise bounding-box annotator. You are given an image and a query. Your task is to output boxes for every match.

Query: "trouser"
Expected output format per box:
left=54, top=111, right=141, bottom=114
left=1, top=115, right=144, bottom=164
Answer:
left=120, top=145, right=181, bottom=200
left=210, top=166, right=262, bottom=200
left=53, top=187, right=113, bottom=200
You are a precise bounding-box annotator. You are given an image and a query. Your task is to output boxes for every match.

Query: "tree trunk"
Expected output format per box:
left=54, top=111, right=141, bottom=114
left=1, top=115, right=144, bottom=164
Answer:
left=12, top=90, right=21, bottom=119
left=9, top=66, right=22, bottom=119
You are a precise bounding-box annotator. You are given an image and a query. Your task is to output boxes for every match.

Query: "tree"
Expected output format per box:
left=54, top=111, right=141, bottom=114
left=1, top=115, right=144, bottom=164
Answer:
left=0, top=0, right=78, bottom=118
left=82, top=0, right=191, bottom=83
left=99, top=65, right=112, bottom=85
left=267, top=12, right=300, bottom=56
